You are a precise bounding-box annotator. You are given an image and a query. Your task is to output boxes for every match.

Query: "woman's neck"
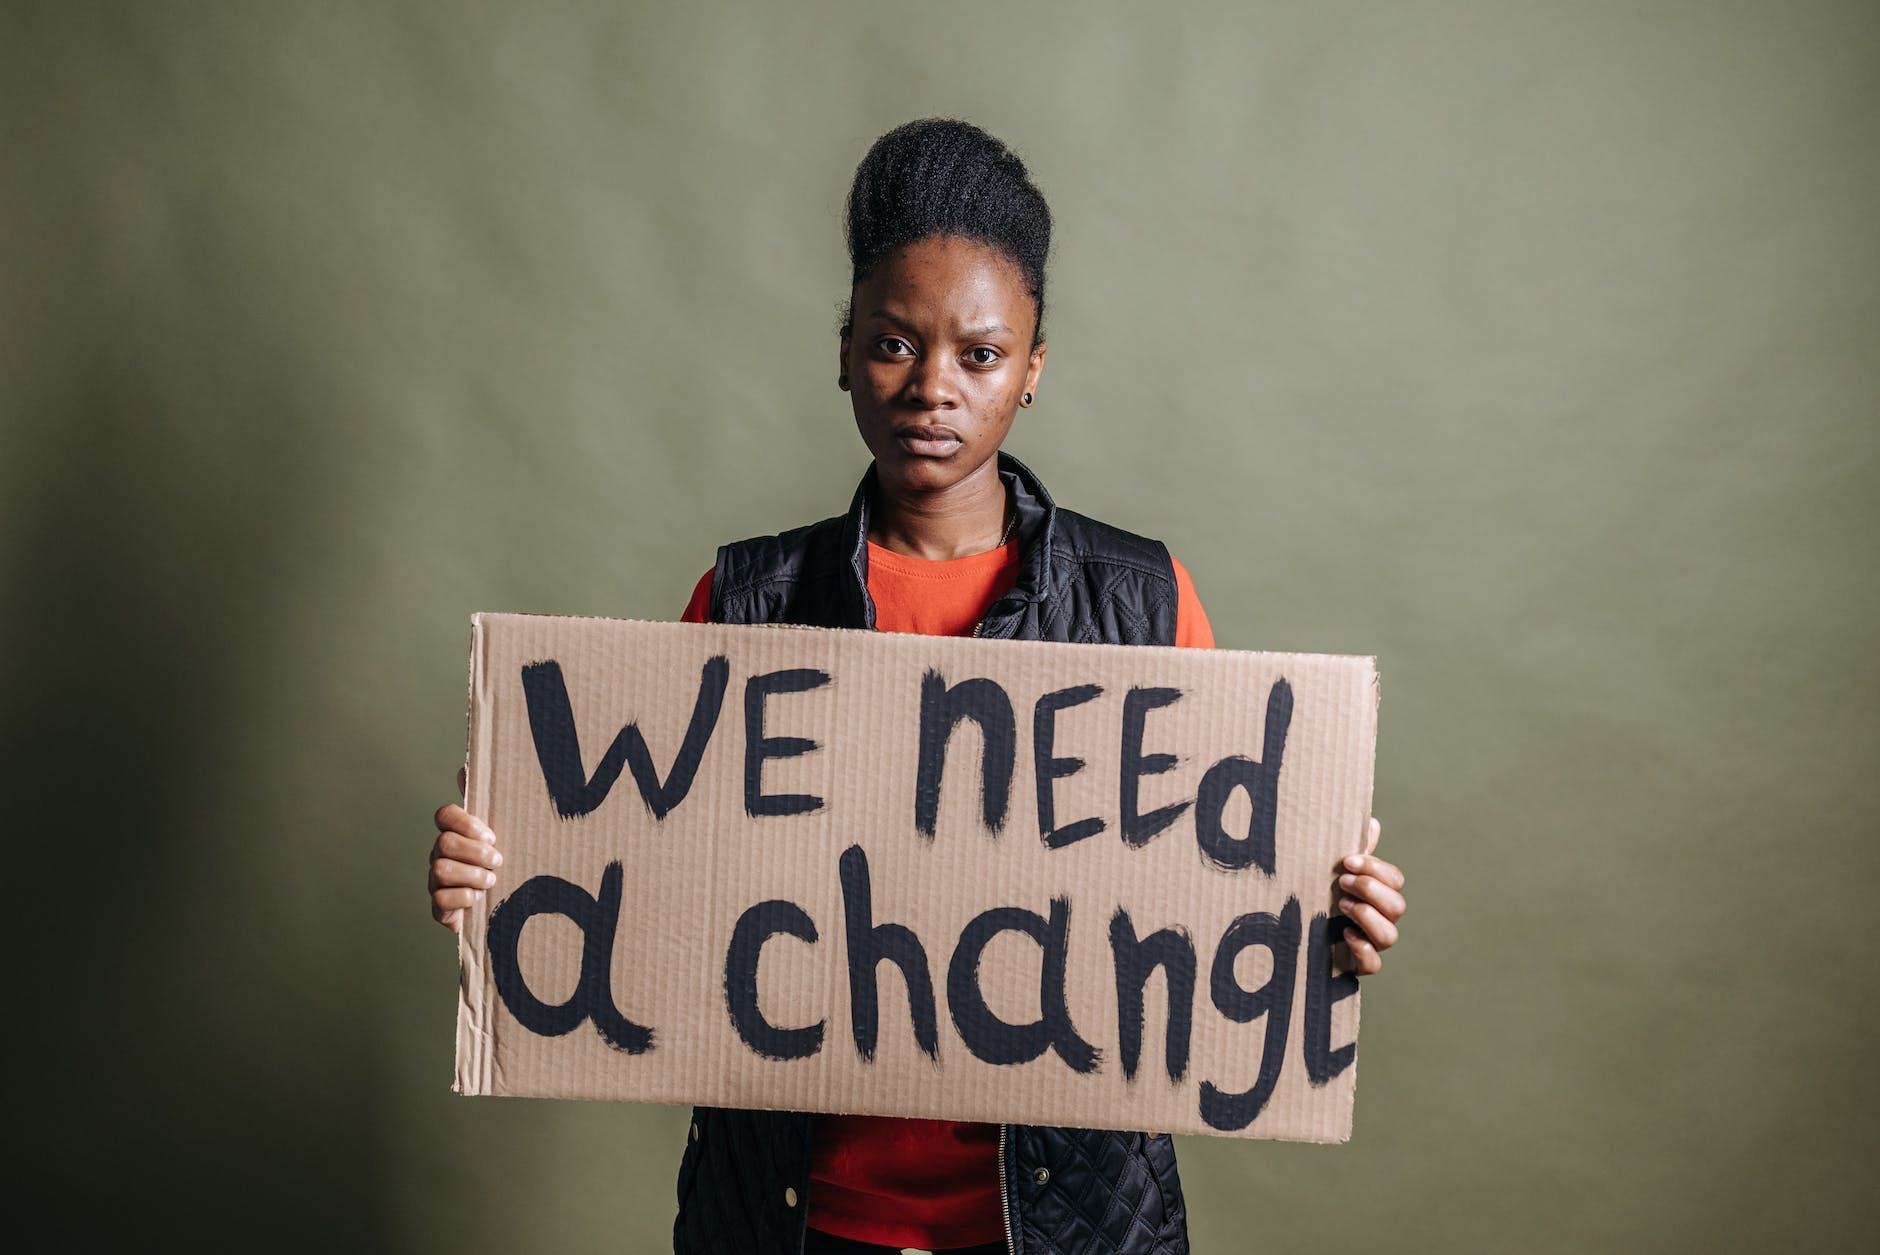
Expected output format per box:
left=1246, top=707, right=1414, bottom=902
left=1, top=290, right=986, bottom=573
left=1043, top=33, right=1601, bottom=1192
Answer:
left=868, top=464, right=1012, bottom=560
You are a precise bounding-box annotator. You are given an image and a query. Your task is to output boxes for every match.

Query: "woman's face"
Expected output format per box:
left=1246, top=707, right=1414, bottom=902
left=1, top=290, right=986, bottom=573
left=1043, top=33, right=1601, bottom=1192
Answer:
left=842, top=234, right=1047, bottom=499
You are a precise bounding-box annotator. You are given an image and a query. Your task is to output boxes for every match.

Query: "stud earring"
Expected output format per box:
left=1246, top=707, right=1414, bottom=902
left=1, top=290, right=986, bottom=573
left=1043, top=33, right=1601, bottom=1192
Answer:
left=1021, top=391, right=1034, bottom=407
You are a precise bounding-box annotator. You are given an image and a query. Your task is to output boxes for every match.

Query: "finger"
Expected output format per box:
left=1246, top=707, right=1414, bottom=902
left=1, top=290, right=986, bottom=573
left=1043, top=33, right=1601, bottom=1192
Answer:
left=1365, top=816, right=1381, bottom=855
left=435, top=831, right=503, bottom=871
left=1330, top=937, right=1355, bottom=978
left=1340, top=852, right=1405, bottom=892
left=1336, top=872, right=1406, bottom=922
left=430, top=859, right=499, bottom=893
left=1337, top=896, right=1400, bottom=951
left=1343, top=927, right=1382, bottom=975
left=431, top=886, right=486, bottom=914
left=434, top=803, right=494, bottom=843
left=431, top=902, right=463, bottom=933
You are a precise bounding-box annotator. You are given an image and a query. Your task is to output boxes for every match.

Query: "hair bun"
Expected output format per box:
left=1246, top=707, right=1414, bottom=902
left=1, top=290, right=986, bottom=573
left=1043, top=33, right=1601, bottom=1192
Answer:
left=846, top=119, right=1052, bottom=345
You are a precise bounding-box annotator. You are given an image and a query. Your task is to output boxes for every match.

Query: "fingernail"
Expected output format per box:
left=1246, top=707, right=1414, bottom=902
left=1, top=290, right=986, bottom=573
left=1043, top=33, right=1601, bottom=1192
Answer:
left=491, top=851, right=504, bottom=868
left=1338, top=873, right=1357, bottom=889
left=1344, top=854, right=1364, bottom=870
left=478, top=825, right=495, bottom=843
left=1338, top=897, right=1359, bottom=915
left=484, top=870, right=497, bottom=887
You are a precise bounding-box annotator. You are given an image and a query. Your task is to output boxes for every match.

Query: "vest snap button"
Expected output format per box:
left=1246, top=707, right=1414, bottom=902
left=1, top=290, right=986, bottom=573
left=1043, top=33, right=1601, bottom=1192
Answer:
left=783, top=1187, right=798, bottom=1208
left=1033, top=1167, right=1051, bottom=1185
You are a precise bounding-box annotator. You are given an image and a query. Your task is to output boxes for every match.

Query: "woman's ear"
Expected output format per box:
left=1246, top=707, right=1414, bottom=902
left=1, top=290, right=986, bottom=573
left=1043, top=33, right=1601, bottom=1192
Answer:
left=1023, top=341, right=1048, bottom=400
left=837, top=330, right=851, bottom=391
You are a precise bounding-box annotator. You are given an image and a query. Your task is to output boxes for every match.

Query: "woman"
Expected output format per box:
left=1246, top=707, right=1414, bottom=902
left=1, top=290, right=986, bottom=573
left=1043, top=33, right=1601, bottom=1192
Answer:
left=429, top=119, right=1408, bottom=1255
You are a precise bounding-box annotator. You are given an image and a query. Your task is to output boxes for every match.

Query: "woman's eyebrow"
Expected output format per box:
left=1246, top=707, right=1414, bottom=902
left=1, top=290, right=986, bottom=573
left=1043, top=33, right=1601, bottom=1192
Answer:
left=862, top=311, right=1013, bottom=339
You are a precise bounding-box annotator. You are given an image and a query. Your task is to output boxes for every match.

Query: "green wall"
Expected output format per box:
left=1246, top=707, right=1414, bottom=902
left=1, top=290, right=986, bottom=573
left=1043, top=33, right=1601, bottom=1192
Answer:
left=4, top=2, right=1874, bottom=1250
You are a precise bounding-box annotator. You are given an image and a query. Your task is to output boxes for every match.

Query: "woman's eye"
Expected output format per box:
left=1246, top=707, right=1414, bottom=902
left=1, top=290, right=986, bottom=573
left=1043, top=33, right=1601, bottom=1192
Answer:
left=875, top=336, right=913, bottom=356
left=966, top=347, right=1000, bottom=366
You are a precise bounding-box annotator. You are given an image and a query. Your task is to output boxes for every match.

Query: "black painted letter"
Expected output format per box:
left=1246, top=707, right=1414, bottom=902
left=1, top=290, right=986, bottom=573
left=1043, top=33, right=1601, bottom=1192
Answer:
left=1034, top=684, right=1105, bottom=849
left=522, top=656, right=728, bottom=820
left=724, top=899, right=825, bottom=1060
left=915, top=672, right=1015, bottom=838
left=1109, top=910, right=1196, bottom=1083
left=1193, top=679, right=1293, bottom=873
left=487, top=863, right=654, bottom=1053
left=1304, top=912, right=1360, bottom=1085
left=947, top=901, right=1099, bottom=1073
left=743, top=668, right=832, bottom=817
left=1121, top=687, right=1190, bottom=847
left=1198, top=897, right=1300, bottom=1131
left=839, top=845, right=938, bottom=1061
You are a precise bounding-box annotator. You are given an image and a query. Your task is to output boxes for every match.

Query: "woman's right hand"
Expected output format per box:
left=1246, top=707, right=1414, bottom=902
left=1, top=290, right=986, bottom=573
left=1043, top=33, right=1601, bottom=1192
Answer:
left=429, top=801, right=503, bottom=934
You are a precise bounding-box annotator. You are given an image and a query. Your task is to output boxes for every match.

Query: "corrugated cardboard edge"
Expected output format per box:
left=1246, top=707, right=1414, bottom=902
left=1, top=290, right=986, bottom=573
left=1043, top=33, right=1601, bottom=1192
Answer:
left=452, top=613, right=494, bottom=1096
left=1336, top=656, right=1381, bottom=1142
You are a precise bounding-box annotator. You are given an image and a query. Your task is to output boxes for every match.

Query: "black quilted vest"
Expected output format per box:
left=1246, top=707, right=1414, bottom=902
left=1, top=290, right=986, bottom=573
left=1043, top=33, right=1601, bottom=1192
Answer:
left=674, top=454, right=1191, bottom=1255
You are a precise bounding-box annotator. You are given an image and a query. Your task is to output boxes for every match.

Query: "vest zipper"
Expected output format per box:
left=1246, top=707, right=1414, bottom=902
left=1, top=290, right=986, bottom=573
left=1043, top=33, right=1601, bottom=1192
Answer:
left=997, top=1122, right=1015, bottom=1253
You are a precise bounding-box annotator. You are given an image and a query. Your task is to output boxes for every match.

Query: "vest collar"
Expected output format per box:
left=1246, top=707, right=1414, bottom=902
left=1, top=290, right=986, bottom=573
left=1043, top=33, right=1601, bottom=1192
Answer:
left=842, top=451, right=1058, bottom=631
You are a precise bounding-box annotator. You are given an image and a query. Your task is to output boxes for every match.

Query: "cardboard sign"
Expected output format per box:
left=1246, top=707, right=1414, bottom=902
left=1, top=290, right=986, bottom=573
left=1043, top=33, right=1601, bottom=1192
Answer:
left=455, top=614, right=1379, bottom=1142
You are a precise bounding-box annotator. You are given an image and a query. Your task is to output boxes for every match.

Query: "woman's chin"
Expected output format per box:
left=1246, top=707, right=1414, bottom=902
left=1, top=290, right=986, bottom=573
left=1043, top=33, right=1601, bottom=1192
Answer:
left=875, top=457, right=972, bottom=499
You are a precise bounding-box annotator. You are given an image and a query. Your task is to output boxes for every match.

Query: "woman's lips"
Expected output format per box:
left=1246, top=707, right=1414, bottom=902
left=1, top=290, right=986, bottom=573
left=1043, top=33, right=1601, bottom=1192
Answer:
left=894, top=426, right=963, bottom=457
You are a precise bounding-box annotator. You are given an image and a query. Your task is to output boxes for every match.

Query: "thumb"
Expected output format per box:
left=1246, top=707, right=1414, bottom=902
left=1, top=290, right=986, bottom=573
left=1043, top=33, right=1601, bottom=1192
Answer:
left=1364, top=816, right=1381, bottom=855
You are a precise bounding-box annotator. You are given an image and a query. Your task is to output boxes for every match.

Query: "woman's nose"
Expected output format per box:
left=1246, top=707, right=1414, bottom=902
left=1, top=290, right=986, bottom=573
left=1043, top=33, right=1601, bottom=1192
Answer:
left=902, top=353, right=959, bottom=409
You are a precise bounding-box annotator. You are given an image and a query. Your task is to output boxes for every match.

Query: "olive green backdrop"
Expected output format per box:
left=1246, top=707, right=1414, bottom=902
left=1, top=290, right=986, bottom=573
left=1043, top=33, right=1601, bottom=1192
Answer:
left=4, top=2, right=1874, bottom=1251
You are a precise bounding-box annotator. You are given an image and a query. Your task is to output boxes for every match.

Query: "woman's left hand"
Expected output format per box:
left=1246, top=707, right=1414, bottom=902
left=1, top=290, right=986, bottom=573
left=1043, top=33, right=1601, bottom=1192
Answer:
left=1335, top=816, right=1405, bottom=976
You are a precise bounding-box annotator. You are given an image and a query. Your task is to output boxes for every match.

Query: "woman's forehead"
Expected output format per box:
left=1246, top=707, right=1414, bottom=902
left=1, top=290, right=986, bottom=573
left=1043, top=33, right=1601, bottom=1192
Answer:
left=855, top=236, right=1036, bottom=332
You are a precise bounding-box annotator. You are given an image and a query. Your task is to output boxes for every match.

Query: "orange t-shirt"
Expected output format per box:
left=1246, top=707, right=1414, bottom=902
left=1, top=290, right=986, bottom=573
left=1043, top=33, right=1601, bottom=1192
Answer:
left=680, top=539, right=1213, bottom=646
left=679, top=538, right=1212, bottom=1248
